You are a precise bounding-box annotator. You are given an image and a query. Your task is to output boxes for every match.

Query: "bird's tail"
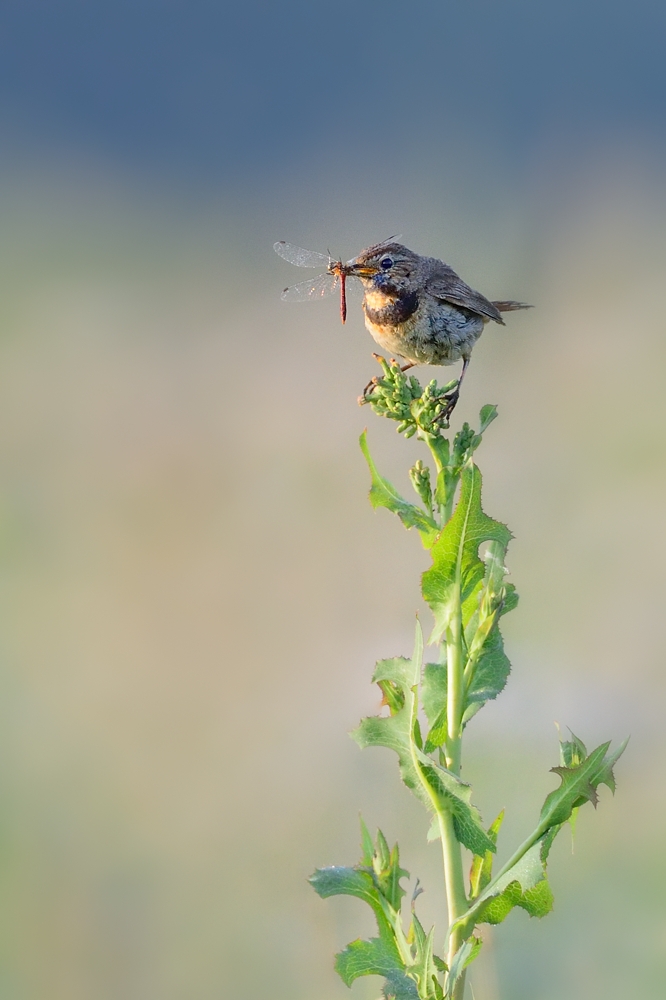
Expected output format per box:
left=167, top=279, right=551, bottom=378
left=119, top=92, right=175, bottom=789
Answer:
left=492, top=300, right=532, bottom=313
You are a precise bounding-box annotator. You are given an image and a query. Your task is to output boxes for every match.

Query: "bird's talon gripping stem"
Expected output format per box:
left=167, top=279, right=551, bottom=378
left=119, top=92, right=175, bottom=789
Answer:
left=359, top=375, right=380, bottom=404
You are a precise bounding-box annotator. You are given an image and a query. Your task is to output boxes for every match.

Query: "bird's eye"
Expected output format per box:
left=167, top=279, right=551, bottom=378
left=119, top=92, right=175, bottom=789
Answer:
left=380, top=256, right=393, bottom=269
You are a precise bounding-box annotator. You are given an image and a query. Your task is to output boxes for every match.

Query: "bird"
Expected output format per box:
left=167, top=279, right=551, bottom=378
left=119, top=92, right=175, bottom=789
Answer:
left=347, top=240, right=531, bottom=418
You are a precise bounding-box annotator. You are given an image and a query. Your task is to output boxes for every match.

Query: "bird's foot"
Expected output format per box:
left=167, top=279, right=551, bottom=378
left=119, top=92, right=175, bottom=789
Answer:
left=435, top=387, right=460, bottom=424
left=358, top=354, right=390, bottom=404
left=358, top=375, right=380, bottom=404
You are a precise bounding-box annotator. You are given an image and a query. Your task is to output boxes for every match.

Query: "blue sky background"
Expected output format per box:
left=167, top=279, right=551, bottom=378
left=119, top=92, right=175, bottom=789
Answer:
left=2, top=0, right=666, bottom=181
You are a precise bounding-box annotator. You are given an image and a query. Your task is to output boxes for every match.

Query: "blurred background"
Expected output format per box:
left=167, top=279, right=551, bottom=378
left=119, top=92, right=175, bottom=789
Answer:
left=0, top=2, right=664, bottom=998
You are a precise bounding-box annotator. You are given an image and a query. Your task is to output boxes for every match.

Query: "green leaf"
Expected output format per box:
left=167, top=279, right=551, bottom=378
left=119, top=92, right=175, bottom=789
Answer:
left=422, top=544, right=514, bottom=744
left=408, top=914, right=438, bottom=999
left=422, top=463, right=511, bottom=644
left=476, top=829, right=556, bottom=925
left=422, top=661, right=447, bottom=724
left=478, top=404, right=498, bottom=434
left=462, top=624, right=511, bottom=723
left=310, top=826, right=413, bottom=989
left=360, top=816, right=375, bottom=866
left=467, top=738, right=627, bottom=929
left=353, top=625, right=495, bottom=857
left=445, top=937, right=482, bottom=997
left=541, top=739, right=627, bottom=827
left=469, top=810, right=504, bottom=899
left=559, top=731, right=587, bottom=768
left=309, top=865, right=389, bottom=916
left=421, top=662, right=447, bottom=751
left=383, top=970, right=421, bottom=1000
left=360, top=431, right=439, bottom=547
left=378, top=677, right=407, bottom=715
left=595, top=737, right=629, bottom=795
left=309, top=864, right=399, bottom=956
left=336, top=937, right=405, bottom=986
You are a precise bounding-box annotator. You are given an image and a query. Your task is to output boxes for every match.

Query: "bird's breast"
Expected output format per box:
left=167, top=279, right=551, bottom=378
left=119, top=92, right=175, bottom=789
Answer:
left=363, top=288, right=419, bottom=327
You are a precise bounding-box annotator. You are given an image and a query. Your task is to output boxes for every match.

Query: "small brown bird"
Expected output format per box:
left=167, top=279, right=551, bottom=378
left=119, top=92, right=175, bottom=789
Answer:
left=348, top=240, right=531, bottom=417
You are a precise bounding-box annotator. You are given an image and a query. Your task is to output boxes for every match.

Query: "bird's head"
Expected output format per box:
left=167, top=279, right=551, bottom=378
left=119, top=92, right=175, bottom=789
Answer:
left=348, top=241, right=423, bottom=296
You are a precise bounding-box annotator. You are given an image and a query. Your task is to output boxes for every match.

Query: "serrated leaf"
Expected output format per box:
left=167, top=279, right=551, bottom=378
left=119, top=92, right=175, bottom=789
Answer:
left=422, top=662, right=447, bottom=724
left=360, top=431, right=439, bottom=547
left=476, top=832, right=555, bottom=925
left=463, top=625, right=511, bottom=720
left=309, top=865, right=398, bottom=951
left=419, top=759, right=496, bottom=856
left=422, top=662, right=447, bottom=751
left=464, top=738, right=627, bottom=931
left=445, top=937, right=482, bottom=997
left=309, top=866, right=386, bottom=913
left=335, top=937, right=404, bottom=986
left=310, top=827, right=415, bottom=991
left=383, top=970, right=421, bottom=1000
left=408, top=916, right=437, bottom=1000
left=595, top=737, right=629, bottom=794
left=422, top=463, right=512, bottom=643
left=379, top=842, right=410, bottom=912
left=353, top=625, right=495, bottom=856
left=520, top=878, right=554, bottom=917
left=541, top=740, right=627, bottom=827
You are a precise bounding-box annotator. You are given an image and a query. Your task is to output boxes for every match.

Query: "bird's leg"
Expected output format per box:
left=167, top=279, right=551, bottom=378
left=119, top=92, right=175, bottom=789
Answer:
left=438, top=357, right=469, bottom=422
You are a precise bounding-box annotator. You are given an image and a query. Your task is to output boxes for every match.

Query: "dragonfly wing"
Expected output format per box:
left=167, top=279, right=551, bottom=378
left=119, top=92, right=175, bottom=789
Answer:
left=274, top=241, right=332, bottom=268
left=281, top=272, right=338, bottom=302
left=343, top=274, right=363, bottom=301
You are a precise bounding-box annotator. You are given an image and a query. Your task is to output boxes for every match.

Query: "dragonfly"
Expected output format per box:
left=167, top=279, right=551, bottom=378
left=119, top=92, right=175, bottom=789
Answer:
left=273, top=241, right=359, bottom=323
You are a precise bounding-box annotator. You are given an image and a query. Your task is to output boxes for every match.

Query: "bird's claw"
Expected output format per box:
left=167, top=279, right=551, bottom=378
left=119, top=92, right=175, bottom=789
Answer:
left=435, top=388, right=460, bottom=424
left=358, top=375, right=380, bottom=405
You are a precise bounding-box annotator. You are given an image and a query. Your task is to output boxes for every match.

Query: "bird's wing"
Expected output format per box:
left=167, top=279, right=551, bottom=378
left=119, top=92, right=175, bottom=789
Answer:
left=425, top=262, right=504, bottom=324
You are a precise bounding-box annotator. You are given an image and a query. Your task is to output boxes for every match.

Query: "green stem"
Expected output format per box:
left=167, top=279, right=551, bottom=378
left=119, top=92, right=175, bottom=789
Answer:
left=443, top=584, right=468, bottom=996
left=422, top=432, right=454, bottom=525
left=445, top=618, right=463, bottom=775
left=438, top=810, right=468, bottom=977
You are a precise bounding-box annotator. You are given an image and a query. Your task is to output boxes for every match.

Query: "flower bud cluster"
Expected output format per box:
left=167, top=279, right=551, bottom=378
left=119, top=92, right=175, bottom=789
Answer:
left=359, top=356, right=458, bottom=436
left=409, top=459, right=433, bottom=512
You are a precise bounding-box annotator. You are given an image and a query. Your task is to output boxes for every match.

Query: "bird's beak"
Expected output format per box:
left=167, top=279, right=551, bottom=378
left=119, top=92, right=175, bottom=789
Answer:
left=347, top=261, right=379, bottom=278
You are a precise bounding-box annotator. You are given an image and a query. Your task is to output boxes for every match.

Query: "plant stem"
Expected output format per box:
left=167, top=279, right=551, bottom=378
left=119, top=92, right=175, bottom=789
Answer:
left=445, top=620, right=464, bottom=775
left=442, top=583, right=469, bottom=997
left=422, top=433, right=454, bottom=525
left=438, top=810, right=468, bottom=972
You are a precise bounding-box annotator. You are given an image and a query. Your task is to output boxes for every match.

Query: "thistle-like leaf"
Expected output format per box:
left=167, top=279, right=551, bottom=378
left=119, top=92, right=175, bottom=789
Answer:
left=360, top=431, right=439, bottom=548
left=310, top=826, right=410, bottom=987
left=336, top=938, right=405, bottom=987
left=422, top=463, right=512, bottom=644
left=445, top=937, right=482, bottom=998
left=467, top=737, right=627, bottom=927
left=476, top=830, right=557, bottom=924
left=540, top=738, right=628, bottom=828
left=382, top=970, right=421, bottom=1000
left=353, top=625, right=495, bottom=857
